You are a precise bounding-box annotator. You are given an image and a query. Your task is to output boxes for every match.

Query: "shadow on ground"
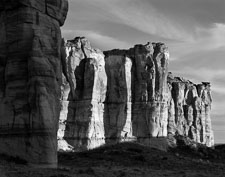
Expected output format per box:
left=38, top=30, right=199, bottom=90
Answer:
left=1, top=140, right=225, bottom=177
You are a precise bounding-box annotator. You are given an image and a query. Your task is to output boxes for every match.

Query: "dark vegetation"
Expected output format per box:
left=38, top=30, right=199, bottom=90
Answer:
left=1, top=139, right=225, bottom=176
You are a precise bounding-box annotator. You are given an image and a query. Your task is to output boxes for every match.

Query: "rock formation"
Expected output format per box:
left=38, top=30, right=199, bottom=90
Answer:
left=104, top=51, right=133, bottom=143
left=103, top=43, right=170, bottom=146
left=59, top=38, right=214, bottom=149
left=132, top=43, right=169, bottom=143
left=0, top=0, right=214, bottom=168
left=0, top=0, right=68, bottom=167
left=61, top=37, right=107, bottom=151
left=104, top=42, right=169, bottom=144
left=167, top=74, right=214, bottom=146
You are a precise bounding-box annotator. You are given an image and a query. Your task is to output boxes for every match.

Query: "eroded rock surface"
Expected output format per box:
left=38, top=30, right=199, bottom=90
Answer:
left=0, top=0, right=68, bottom=167
left=168, top=74, right=214, bottom=147
left=104, top=52, right=133, bottom=143
left=104, top=43, right=169, bottom=145
left=61, top=37, right=107, bottom=151
left=59, top=38, right=214, bottom=150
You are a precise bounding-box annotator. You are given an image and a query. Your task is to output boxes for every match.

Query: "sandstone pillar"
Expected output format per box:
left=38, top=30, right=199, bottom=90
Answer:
left=0, top=0, right=68, bottom=167
left=132, top=43, right=169, bottom=142
left=104, top=51, right=133, bottom=143
left=64, top=37, right=107, bottom=150
left=167, top=74, right=214, bottom=147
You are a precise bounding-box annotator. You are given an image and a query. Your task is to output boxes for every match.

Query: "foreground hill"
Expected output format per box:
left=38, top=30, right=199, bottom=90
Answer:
left=1, top=140, right=225, bottom=177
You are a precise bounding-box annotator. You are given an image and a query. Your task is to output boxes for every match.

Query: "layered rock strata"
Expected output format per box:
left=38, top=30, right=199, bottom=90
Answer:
left=62, top=37, right=107, bottom=150
left=0, top=0, right=68, bottom=167
left=167, top=74, right=214, bottom=147
left=59, top=38, right=214, bottom=150
left=104, top=52, right=133, bottom=143
left=104, top=43, right=169, bottom=145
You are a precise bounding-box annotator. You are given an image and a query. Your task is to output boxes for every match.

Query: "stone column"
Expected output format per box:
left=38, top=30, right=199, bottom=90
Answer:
left=168, top=74, right=214, bottom=147
left=64, top=37, right=107, bottom=150
left=0, top=0, right=68, bottom=167
left=104, top=51, right=133, bottom=143
left=132, top=43, right=169, bottom=142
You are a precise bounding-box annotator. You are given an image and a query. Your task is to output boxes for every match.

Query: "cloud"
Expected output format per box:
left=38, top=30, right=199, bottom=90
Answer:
left=213, top=86, right=225, bottom=96
left=65, top=1, right=224, bottom=52
left=66, top=0, right=193, bottom=42
left=194, top=23, right=225, bottom=49
left=99, top=0, right=192, bottom=41
left=62, top=29, right=130, bottom=50
left=170, top=67, right=225, bottom=82
left=150, top=0, right=225, bottom=29
left=168, top=23, right=225, bottom=62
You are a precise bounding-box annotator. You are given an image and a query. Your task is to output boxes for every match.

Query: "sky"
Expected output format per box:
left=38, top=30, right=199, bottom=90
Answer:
left=62, top=0, right=225, bottom=143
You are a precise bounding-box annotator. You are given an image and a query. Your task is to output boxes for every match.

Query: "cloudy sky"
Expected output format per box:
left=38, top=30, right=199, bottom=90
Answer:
left=62, top=0, right=225, bottom=143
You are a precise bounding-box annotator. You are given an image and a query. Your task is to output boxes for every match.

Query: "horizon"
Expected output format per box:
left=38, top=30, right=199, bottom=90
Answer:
left=62, top=0, right=225, bottom=143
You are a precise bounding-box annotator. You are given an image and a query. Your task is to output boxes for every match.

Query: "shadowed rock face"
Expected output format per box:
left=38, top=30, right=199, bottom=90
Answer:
left=59, top=38, right=214, bottom=149
left=0, top=0, right=68, bottom=167
left=104, top=52, right=133, bottom=143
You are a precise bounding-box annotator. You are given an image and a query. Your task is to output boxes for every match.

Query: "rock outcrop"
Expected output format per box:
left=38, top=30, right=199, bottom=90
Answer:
left=167, top=74, right=214, bottom=147
left=132, top=43, right=169, bottom=143
left=59, top=38, right=214, bottom=149
left=0, top=0, right=214, bottom=168
left=60, top=37, right=107, bottom=151
left=104, top=51, right=133, bottom=143
left=104, top=43, right=169, bottom=144
left=0, top=0, right=68, bottom=167
left=105, top=43, right=169, bottom=144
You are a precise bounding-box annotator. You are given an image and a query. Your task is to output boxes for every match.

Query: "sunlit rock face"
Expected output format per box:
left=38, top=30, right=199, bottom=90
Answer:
left=0, top=0, right=68, bottom=167
left=104, top=43, right=169, bottom=145
left=62, top=41, right=170, bottom=147
left=61, top=37, right=107, bottom=151
left=59, top=38, right=214, bottom=150
left=132, top=43, right=169, bottom=142
left=167, top=74, right=214, bottom=147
